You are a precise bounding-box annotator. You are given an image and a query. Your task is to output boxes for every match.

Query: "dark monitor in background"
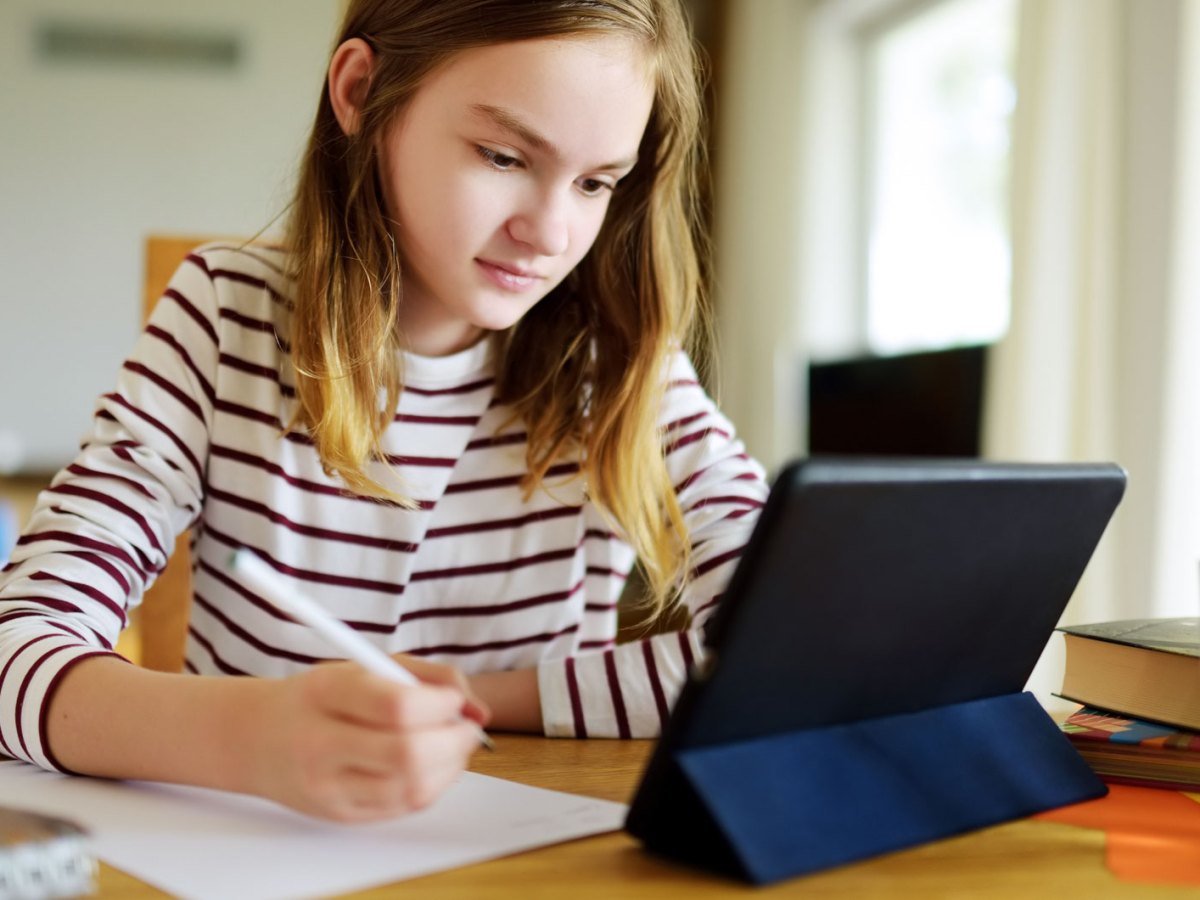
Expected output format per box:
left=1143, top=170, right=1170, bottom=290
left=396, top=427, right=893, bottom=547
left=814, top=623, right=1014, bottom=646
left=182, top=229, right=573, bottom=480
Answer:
left=807, top=344, right=988, bottom=457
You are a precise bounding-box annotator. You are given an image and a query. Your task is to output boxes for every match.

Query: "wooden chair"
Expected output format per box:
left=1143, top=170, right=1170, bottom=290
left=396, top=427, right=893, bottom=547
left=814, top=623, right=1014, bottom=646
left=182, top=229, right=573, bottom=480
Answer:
left=134, top=235, right=217, bottom=672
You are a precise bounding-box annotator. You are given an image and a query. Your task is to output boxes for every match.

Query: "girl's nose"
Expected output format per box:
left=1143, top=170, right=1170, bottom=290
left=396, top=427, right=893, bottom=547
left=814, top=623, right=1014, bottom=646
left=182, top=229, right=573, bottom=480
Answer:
left=507, top=193, right=570, bottom=257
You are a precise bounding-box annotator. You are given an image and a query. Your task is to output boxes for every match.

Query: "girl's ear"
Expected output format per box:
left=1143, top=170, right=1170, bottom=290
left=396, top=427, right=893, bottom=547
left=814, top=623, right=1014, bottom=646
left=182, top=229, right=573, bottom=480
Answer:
left=328, top=38, right=375, bottom=136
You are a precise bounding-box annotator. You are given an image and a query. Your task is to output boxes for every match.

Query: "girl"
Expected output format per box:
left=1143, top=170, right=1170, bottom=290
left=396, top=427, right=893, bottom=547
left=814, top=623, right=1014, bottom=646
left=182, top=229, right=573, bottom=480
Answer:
left=0, top=0, right=766, bottom=823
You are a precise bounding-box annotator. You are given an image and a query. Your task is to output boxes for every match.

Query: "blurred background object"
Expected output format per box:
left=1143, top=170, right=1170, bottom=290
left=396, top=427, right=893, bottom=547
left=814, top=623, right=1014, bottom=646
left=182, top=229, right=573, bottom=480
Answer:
left=0, top=499, right=16, bottom=568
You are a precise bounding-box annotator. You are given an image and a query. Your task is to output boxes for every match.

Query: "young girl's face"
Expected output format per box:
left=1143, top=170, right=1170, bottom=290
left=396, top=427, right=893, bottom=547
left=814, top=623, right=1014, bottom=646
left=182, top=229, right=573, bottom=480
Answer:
left=377, top=34, right=655, bottom=356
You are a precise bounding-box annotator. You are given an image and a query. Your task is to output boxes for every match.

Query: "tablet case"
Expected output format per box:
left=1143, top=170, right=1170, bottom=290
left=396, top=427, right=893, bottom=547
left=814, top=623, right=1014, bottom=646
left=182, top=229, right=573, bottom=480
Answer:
left=625, top=458, right=1127, bottom=884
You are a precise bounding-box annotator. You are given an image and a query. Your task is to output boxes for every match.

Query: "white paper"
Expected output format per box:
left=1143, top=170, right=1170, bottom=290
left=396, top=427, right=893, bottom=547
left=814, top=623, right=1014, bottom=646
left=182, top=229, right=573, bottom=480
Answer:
left=0, top=761, right=627, bottom=900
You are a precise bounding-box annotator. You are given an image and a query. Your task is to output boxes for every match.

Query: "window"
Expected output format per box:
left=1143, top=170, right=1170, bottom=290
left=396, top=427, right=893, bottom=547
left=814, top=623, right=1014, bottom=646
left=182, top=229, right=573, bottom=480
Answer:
left=863, top=0, right=1018, bottom=355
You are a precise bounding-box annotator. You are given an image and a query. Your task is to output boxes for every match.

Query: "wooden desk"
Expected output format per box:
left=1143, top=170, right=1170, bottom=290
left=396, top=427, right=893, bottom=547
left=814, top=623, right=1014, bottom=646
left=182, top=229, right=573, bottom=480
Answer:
left=95, top=735, right=1196, bottom=899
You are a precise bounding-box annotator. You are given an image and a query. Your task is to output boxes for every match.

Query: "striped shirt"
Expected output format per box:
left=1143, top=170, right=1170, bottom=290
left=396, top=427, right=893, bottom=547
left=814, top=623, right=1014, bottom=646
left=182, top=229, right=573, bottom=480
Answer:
left=0, top=244, right=767, bottom=772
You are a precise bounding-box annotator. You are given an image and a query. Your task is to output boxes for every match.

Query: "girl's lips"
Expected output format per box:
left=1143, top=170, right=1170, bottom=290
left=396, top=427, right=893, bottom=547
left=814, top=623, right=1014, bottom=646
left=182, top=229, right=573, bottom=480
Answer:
left=475, top=259, right=545, bottom=292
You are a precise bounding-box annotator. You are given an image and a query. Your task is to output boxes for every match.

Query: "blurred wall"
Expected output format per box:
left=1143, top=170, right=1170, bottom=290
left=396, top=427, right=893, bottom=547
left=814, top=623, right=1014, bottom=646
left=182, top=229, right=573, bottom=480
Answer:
left=0, top=0, right=340, bottom=473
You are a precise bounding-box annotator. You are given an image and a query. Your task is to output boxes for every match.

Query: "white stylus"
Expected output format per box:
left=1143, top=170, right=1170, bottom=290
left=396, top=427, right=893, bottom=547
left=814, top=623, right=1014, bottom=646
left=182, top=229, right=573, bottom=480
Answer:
left=230, top=549, right=494, bottom=750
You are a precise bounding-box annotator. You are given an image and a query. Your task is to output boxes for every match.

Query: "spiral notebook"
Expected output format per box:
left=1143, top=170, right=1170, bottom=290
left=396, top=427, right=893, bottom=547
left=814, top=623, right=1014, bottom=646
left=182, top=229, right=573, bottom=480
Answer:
left=0, top=805, right=95, bottom=900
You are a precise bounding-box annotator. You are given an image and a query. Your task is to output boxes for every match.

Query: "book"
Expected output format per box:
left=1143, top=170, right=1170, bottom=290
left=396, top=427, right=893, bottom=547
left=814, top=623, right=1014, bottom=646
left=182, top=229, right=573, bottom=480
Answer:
left=0, top=806, right=95, bottom=900
left=1059, top=706, right=1200, bottom=791
left=1057, top=617, right=1200, bottom=731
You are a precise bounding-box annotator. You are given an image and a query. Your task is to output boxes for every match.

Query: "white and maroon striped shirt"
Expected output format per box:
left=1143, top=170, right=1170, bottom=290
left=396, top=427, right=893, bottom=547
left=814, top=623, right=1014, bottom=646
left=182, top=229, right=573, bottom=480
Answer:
left=0, top=244, right=767, bottom=771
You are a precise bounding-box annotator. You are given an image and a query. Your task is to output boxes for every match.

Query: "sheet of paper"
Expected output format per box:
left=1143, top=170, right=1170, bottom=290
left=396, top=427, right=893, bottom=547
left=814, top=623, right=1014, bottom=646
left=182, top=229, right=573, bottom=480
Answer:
left=0, top=761, right=627, bottom=900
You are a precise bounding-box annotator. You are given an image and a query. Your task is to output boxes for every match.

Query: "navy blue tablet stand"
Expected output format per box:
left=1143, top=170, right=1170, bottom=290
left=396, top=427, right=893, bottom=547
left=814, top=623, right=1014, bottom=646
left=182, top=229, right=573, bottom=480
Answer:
left=628, top=691, right=1104, bottom=885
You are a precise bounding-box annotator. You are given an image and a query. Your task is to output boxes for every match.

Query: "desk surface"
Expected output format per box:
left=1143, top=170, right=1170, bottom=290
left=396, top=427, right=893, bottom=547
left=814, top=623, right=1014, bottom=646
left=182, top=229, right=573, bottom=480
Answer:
left=95, top=734, right=1195, bottom=899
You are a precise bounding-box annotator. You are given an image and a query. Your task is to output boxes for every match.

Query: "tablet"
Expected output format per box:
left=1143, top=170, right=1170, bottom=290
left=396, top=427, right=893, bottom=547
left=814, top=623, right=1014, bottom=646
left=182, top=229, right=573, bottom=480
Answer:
left=626, top=457, right=1126, bottom=845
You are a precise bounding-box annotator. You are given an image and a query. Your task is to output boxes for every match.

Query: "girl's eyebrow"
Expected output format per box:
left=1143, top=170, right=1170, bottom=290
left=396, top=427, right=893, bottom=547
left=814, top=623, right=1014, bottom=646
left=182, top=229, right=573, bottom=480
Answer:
left=470, top=103, right=638, bottom=172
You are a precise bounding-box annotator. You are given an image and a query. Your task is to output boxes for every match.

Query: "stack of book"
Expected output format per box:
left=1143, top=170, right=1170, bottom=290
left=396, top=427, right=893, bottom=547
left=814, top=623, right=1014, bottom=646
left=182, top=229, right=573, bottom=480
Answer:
left=1056, top=617, right=1200, bottom=791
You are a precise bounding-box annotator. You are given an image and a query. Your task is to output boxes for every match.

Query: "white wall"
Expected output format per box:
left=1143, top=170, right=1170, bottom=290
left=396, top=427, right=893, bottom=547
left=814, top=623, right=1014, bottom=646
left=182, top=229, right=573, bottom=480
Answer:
left=0, top=0, right=340, bottom=473
left=710, top=0, right=809, bottom=476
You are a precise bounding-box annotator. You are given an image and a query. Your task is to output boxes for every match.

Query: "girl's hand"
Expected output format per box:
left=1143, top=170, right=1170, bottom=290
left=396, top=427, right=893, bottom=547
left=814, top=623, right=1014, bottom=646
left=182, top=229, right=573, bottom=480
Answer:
left=248, top=661, right=482, bottom=822
left=389, top=654, right=492, bottom=728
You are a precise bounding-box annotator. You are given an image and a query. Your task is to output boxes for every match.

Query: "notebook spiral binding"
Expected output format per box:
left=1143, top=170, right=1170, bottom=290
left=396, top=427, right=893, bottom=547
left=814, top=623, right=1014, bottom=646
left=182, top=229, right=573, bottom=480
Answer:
left=0, top=807, right=96, bottom=900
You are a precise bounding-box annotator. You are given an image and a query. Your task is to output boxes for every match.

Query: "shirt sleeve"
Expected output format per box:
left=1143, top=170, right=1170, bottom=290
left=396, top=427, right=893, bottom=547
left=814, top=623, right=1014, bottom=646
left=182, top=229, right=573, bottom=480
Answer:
left=537, top=352, right=769, bottom=737
left=0, top=252, right=221, bottom=771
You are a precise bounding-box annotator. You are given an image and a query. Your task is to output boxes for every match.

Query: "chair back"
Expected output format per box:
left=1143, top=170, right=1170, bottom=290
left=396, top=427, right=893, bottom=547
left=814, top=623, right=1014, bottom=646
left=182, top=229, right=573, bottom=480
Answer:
left=136, top=235, right=217, bottom=671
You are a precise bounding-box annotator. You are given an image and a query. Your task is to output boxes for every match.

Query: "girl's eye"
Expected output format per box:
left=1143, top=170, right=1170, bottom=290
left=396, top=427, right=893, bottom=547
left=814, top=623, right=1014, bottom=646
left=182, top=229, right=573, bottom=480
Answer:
left=578, top=178, right=614, bottom=197
left=476, top=146, right=520, bottom=170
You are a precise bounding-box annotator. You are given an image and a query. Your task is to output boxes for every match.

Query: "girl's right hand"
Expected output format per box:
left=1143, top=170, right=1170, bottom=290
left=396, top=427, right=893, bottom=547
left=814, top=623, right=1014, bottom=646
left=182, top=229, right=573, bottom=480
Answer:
left=247, top=661, right=481, bottom=822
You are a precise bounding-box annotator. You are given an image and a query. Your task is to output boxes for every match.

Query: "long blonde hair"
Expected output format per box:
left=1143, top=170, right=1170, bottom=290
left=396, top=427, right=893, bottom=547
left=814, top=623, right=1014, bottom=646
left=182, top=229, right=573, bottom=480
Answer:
left=286, top=0, right=710, bottom=616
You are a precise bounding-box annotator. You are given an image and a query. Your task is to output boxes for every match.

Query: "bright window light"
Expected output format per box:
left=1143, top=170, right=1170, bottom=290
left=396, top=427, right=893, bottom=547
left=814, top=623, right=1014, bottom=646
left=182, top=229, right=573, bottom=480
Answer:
left=865, top=0, right=1018, bottom=355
